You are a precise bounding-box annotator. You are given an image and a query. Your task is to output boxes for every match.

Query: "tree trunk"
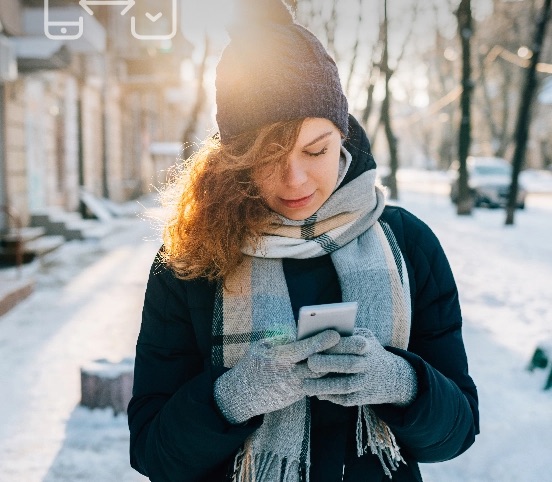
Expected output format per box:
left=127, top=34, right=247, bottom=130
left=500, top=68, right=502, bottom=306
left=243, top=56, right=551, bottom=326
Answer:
left=456, top=0, right=474, bottom=216
left=361, top=78, right=376, bottom=127
left=496, top=63, right=512, bottom=158
left=80, top=358, right=134, bottom=415
left=505, top=0, right=551, bottom=225
left=381, top=0, right=400, bottom=200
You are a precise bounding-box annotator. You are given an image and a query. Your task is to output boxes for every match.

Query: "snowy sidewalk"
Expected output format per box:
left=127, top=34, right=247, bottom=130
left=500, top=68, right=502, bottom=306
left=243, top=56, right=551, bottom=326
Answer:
left=395, top=190, right=552, bottom=482
left=0, top=212, right=159, bottom=482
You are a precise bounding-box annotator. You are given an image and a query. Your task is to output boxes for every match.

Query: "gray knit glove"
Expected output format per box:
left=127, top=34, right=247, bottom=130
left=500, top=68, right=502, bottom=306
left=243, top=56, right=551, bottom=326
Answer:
left=303, top=329, right=418, bottom=407
left=214, top=330, right=341, bottom=424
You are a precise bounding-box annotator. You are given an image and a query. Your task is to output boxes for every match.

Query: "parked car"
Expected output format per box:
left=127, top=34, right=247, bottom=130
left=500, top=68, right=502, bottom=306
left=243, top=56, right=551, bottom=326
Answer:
left=449, top=156, right=527, bottom=209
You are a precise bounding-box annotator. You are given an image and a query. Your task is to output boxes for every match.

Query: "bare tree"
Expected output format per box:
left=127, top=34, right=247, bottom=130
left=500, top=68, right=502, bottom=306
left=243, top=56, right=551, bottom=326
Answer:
left=474, top=1, right=538, bottom=159
left=505, top=0, right=552, bottom=225
left=377, top=0, right=418, bottom=199
left=475, top=41, right=521, bottom=159
left=430, top=5, right=458, bottom=170
left=344, top=0, right=364, bottom=97
left=380, top=0, right=400, bottom=199
left=324, top=0, right=339, bottom=63
left=455, top=0, right=474, bottom=215
left=360, top=44, right=380, bottom=130
left=298, top=0, right=339, bottom=61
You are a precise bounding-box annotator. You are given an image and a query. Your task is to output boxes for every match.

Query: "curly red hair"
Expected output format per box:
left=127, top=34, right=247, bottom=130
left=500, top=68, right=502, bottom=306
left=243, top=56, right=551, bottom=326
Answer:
left=160, top=119, right=304, bottom=281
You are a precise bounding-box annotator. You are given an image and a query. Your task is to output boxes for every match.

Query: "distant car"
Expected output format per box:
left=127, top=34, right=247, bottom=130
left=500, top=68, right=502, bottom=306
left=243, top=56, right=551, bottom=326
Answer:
left=449, top=156, right=527, bottom=209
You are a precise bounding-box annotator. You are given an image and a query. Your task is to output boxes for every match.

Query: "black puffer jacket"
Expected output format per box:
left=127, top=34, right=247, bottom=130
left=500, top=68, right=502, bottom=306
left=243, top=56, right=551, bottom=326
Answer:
left=128, top=117, right=479, bottom=481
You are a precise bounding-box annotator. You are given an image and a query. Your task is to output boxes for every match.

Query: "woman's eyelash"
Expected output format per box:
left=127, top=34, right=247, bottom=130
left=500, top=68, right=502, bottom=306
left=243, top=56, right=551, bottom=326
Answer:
left=305, top=147, right=328, bottom=157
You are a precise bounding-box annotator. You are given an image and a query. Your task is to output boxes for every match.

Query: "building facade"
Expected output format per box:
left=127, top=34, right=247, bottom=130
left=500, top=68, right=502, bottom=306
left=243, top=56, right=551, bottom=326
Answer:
left=0, top=0, right=192, bottom=233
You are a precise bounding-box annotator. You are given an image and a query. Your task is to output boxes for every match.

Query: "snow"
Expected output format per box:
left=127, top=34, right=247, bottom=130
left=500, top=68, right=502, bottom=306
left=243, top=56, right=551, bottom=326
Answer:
left=520, top=169, right=552, bottom=194
left=0, top=177, right=551, bottom=482
left=81, top=358, right=135, bottom=379
left=389, top=181, right=552, bottom=482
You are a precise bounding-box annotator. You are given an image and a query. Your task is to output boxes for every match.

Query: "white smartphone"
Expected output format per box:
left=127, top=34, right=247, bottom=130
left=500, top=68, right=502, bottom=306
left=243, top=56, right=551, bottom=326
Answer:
left=297, top=302, right=358, bottom=340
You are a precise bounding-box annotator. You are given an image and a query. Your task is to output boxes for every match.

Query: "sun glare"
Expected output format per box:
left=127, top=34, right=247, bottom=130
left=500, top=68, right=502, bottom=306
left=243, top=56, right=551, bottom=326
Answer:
left=180, top=0, right=237, bottom=43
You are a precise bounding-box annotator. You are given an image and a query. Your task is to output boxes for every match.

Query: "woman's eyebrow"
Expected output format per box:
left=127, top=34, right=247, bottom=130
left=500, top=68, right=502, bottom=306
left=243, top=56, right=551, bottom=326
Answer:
left=302, top=131, right=333, bottom=149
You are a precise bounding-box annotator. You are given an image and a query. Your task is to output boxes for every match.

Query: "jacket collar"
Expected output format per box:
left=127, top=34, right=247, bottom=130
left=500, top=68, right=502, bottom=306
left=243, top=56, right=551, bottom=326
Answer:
left=340, top=115, right=377, bottom=189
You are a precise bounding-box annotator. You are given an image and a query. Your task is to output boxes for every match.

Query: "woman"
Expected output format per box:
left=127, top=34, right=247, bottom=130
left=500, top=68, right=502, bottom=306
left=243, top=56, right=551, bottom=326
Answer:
left=128, top=1, right=479, bottom=481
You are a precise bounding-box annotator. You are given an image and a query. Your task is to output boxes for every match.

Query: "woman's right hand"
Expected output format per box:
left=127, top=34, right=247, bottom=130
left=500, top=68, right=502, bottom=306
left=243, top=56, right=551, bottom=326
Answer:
left=213, top=330, right=341, bottom=424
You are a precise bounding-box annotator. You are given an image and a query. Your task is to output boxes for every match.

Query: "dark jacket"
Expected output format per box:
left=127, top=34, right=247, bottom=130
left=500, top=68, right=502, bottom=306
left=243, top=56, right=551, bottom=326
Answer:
left=128, top=117, right=479, bottom=481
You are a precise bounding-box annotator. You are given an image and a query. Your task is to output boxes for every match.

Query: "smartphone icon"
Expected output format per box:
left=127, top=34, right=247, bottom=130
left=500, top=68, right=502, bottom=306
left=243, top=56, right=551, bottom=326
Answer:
left=131, top=0, right=177, bottom=40
left=44, top=0, right=84, bottom=40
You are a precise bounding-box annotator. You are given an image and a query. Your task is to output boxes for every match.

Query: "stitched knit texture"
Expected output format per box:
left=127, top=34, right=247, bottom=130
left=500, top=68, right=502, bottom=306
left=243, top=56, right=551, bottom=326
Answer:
left=215, top=0, right=348, bottom=142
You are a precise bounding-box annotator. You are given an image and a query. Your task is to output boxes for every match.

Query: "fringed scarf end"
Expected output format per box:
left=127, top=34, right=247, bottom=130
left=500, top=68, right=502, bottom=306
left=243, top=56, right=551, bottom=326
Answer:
left=231, top=446, right=309, bottom=482
left=356, top=405, right=406, bottom=479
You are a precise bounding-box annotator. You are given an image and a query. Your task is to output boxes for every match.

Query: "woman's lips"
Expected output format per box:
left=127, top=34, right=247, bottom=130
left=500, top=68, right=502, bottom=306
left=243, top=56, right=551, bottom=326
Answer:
left=279, top=193, right=315, bottom=209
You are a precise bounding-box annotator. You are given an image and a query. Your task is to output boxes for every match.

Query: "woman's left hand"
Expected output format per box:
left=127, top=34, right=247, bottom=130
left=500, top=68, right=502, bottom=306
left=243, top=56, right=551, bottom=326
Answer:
left=302, top=329, right=418, bottom=407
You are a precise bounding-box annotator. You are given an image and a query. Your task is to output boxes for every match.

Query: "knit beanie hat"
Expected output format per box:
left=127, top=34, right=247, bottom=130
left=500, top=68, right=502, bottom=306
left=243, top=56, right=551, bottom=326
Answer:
left=215, top=0, right=349, bottom=143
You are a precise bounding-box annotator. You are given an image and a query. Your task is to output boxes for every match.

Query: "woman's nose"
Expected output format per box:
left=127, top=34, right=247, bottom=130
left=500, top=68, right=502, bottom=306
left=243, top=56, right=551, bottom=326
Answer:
left=281, top=160, right=308, bottom=187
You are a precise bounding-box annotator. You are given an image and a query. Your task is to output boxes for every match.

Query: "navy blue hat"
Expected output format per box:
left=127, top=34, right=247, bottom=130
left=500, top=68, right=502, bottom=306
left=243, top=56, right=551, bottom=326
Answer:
left=215, top=0, right=349, bottom=143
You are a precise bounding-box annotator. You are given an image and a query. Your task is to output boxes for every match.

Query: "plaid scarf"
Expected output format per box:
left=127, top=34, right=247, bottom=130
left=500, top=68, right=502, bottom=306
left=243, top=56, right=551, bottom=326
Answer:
left=212, top=163, right=411, bottom=481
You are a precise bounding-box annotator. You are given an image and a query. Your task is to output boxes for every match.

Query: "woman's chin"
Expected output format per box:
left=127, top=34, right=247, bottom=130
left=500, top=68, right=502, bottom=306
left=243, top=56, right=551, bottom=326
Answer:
left=276, top=205, right=319, bottom=221
left=268, top=193, right=324, bottom=220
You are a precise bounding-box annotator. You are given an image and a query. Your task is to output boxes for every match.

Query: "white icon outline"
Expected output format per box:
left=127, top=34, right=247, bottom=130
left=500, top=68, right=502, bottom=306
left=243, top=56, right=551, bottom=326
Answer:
left=44, top=0, right=179, bottom=43
left=131, top=0, right=177, bottom=40
left=78, top=0, right=136, bottom=16
left=44, top=0, right=84, bottom=40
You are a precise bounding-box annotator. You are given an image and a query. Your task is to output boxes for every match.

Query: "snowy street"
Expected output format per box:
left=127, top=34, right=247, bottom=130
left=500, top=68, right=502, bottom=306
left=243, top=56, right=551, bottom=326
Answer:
left=392, top=177, right=552, bottom=482
left=0, top=175, right=551, bottom=481
left=0, top=209, right=159, bottom=482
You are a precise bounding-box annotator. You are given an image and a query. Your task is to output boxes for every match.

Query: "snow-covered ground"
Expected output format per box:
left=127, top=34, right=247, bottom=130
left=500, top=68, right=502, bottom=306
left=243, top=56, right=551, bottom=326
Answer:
left=390, top=175, right=552, bottom=482
left=0, top=210, right=158, bottom=482
left=0, top=174, right=551, bottom=482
